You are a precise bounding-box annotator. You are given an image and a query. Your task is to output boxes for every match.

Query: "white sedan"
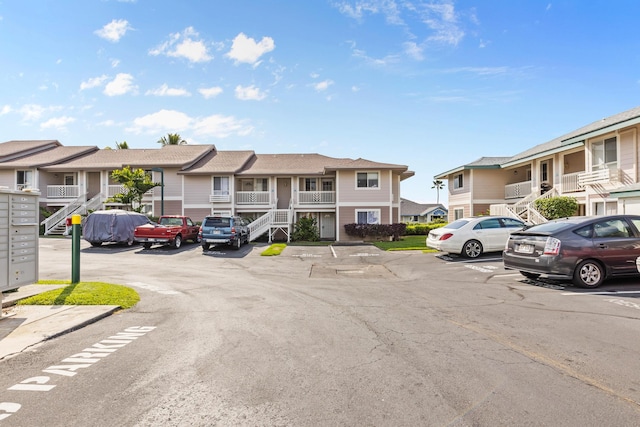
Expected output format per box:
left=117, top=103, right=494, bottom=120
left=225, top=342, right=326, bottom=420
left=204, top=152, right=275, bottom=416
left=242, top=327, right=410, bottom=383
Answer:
left=427, top=216, right=526, bottom=258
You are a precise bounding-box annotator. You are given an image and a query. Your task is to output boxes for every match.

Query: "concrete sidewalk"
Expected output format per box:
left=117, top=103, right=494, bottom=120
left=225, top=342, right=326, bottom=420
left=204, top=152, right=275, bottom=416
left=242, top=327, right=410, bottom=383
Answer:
left=1, top=285, right=119, bottom=360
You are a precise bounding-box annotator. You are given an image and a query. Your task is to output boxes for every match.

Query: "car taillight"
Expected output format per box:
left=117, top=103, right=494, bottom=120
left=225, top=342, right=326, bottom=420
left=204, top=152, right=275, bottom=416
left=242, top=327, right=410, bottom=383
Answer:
left=543, top=237, right=561, bottom=255
left=439, top=233, right=453, bottom=241
left=231, top=226, right=236, bottom=234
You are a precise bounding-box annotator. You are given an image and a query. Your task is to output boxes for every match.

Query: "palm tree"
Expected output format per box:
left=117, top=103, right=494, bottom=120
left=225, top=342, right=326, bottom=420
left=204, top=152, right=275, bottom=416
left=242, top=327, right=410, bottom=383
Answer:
left=431, top=179, right=445, bottom=204
left=115, top=141, right=129, bottom=149
left=157, top=133, right=187, bottom=146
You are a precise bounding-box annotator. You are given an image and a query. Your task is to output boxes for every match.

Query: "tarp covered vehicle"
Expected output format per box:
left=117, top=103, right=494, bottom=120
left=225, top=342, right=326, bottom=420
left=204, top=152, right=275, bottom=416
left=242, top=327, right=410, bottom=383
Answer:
left=83, top=209, right=151, bottom=247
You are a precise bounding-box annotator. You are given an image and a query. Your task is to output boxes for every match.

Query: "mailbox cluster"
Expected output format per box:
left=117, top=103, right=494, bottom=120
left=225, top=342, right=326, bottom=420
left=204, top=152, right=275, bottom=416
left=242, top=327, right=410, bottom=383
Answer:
left=0, top=188, right=39, bottom=293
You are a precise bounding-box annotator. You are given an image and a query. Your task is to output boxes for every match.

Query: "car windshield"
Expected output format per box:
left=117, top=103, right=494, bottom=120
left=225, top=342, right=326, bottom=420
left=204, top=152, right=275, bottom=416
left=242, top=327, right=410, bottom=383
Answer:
left=444, top=219, right=469, bottom=230
left=204, top=217, right=230, bottom=227
left=159, top=217, right=181, bottom=226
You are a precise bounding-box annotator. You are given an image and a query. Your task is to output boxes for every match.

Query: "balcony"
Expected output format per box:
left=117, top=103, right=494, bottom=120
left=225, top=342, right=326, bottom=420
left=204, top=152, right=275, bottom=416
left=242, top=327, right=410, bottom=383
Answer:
left=298, top=191, right=335, bottom=205
left=577, top=169, right=617, bottom=186
left=209, top=191, right=231, bottom=203
left=505, top=180, right=532, bottom=199
left=236, top=191, right=270, bottom=205
left=561, top=172, right=585, bottom=193
left=46, top=185, right=80, bottom=198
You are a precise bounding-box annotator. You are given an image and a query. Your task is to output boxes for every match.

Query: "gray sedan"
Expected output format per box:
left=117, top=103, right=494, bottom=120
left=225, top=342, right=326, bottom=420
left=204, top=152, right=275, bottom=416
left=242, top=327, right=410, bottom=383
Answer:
left=503, top=215, right=640, bottom=288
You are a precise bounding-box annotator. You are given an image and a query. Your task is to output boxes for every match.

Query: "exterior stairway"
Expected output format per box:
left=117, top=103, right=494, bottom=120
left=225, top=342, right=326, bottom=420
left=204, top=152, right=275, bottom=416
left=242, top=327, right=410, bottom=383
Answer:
left=247, top=208, right=294, bottom=243
left=491, top=187, right=558, bottom=225
left=41, top=193, right=104, bottom=236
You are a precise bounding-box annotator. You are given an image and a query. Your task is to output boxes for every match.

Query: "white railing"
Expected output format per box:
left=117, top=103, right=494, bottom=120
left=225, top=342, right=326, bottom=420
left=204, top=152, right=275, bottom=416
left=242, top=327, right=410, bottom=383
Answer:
left=107, top=185, right=127, bottom=197
left=248, top=212, right=273, bottom=241
left=47, top=185, right=80, bottom=198
left=561, top=172, right=584, bottom=193
left=298, top=191, right=335, bottom=204
left=578, top=169, right=612, bottom=186
left=209, top=191, right=231, bottom=203
left=236, top=191, right=270, bottom=205
left=41, top=194, right=86, bottom=235
left=505, top=180, right=532, bottom=199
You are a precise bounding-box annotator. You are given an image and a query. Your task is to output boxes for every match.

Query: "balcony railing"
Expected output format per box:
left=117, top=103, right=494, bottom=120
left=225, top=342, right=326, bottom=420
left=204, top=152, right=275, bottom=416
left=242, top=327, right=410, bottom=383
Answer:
left=298, top=191, right=335, bottom=204
left=107, top=185, right=127, bottom=197
left=209, top=191, right=231, bottom=203
left=236, top=191, right=270, bottom=205
left=505, top=180, right=532, bottom=199
left=561, top=172, right=584, bottom=193
left=578, top=169, right=617, bottom=186
left=47, top=185, right=80, bottom=198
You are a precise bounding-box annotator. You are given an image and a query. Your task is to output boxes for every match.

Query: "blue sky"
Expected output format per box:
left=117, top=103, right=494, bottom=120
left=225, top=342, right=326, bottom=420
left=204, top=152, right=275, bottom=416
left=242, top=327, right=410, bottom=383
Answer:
left=1, top=1, right=639, bottom=204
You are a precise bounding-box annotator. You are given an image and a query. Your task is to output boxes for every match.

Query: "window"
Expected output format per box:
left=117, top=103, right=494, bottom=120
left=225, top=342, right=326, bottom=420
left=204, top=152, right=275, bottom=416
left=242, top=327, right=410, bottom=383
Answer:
left=541, top=161, right=549, bottom=182
left=356, top=209, right=380, bottom=224
left=453, top=173, right=463, bottom=190
left=322, top=179, right=334, bottom=191
left=474, top=218, right=501, bottom=230
left=64, top=174, right=75, bottom=185
left=305, top=178, right=317, bottom=191
left=255, top=178, right=268, bottom=191
left=357, top=172, right=379, bottom=188
left=454, top=208, right=464, bottom=220
left=592, top=137, right=617, bottom=171
left=501, top=218, right=525, bottom=228
left=213, top=177, right=230, bottom=195
left=16, top=170, right=33, bottom=190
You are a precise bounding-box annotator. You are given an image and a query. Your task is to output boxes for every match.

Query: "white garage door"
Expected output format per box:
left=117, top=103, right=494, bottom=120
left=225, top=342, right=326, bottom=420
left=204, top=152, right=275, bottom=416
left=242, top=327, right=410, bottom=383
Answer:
left=623, top=199, right=640, bottom=215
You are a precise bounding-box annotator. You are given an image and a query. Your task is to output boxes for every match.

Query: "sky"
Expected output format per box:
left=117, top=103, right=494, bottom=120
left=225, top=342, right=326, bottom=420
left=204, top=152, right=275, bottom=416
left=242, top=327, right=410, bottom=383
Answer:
left=1, top=1, right=640, bottom=205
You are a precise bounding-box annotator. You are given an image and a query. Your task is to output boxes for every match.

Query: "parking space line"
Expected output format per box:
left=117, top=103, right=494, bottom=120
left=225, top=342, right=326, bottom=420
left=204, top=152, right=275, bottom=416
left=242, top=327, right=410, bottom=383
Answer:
left=330, top=245, right=337, bottom=258
left=561, top=290, right=640, bottom=296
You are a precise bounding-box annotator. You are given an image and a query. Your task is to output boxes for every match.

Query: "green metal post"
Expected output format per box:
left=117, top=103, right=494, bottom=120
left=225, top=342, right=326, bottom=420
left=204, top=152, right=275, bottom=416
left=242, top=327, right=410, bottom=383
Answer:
left=71, top=214, right=81, bottom=284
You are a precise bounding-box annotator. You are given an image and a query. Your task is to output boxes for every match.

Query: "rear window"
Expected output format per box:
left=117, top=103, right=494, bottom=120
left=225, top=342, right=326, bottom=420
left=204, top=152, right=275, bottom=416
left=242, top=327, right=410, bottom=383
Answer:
left=522, top=220, right=573, bottom=234
left=444, top=219, right=469, bottom=230
left=204, top=217, right=231, bottom=227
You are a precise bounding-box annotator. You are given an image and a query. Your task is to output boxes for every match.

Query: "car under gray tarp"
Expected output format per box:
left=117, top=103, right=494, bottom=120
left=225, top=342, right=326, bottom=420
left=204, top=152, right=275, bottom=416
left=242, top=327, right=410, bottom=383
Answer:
left=83, top=209, right=150, bottom=246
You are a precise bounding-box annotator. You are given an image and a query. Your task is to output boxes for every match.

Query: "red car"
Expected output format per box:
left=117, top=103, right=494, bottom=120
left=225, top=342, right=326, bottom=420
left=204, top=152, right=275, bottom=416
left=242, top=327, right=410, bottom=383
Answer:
left=134, top=215, right=200, bottom=249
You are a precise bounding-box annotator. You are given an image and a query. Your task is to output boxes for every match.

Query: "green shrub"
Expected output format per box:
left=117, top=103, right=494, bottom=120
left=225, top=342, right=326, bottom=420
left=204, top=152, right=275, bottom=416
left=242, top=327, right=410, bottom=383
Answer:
left=292, top=216, right=320, bottom=242
left=343, top=223, right=407, bottom=240
left=404, top=222, right=447, bottom=235
left=533, top=196, right=579, bottom=219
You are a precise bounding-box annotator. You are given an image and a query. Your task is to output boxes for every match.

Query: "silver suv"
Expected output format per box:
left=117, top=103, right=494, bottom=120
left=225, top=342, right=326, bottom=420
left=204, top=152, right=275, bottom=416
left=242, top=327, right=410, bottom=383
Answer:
left=199, top=215, right=249, bottom=250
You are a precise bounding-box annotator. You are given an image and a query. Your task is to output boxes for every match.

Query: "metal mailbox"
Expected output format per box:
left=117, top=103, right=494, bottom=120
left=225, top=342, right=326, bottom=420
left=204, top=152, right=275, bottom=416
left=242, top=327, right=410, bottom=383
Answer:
left=0, top=188, right=40, bottom=293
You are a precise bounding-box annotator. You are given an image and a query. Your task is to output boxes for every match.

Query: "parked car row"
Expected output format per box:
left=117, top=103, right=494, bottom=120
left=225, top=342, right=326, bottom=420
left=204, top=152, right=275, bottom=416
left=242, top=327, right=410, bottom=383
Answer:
left=428, top=214, right=640, bottom=289
left=82, top=211, right=251, bottom=251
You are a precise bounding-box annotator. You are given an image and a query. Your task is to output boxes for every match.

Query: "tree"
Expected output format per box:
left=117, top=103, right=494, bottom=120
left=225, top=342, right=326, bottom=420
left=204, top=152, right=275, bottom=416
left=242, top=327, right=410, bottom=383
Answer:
left=115, top=141, right=129, bottom=149
left=108, top=166, right=160, bottom=212
left=431, top=179, right=445, bottom=204
left=157, top=133, right=187, bottom=146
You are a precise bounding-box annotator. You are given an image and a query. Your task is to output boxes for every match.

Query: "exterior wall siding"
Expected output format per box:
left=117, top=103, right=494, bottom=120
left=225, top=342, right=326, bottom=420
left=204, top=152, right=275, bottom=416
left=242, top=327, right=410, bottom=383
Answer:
left=184, top=208, right=211, bottom=222
left=183, top=176, right=211, bottom=205
left=337, top=170, right=391, bottom=203
left=0, top=170, right=13, bottom=188
left=154, top=199, right=182, bottom=216
left=473, top=169, right=507, bottom=199
left=619, top=128, right=636, bottom=185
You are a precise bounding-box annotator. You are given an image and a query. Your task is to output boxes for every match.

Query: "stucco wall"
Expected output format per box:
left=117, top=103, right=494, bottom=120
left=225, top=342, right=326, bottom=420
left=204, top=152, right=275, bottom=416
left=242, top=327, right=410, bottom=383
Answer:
left=337, top=170, right=391, bottom=203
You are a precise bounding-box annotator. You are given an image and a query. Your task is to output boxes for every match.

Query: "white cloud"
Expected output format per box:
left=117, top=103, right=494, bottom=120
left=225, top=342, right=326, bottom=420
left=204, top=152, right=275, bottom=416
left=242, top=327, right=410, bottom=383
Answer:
left=145, top=84, right=191, bottom=97
left=226, top=33, right=275, bottom=65
left=80, top=75, right=109, bottom=90
left=95, top=19, right=132, bottom=42
left=1, top=105, right=11, bottom=115
left=234, top=85, right=267, bottom=101
left=403, top=41, right=424, bottom=60
left=149, top=27, right=213, bottom=63
left=111, top=59, right=120, bottom=68
left=199, top=86, right=223, bottom=99
left=18, top=104, right=46, bottom=121
left=313, top=80, right=334, bottom=92
left=104, top=73, right=137, bottom=96
left=421, top=1, right=464, bottom=46
left=40, top=116, right=76, bottom=131
left=126, top=109, right=253, bottom=138
left=193, top=115, right=254, bottom=138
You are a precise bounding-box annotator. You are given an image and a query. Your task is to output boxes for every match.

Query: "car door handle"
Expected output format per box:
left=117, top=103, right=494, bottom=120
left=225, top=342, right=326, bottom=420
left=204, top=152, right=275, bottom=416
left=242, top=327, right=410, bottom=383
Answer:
left=597, top=243, right=608, bottom=249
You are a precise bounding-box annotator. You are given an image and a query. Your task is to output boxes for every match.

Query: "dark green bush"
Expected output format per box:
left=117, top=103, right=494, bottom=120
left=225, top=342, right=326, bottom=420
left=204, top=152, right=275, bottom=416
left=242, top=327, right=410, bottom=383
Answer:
left=404, top=222, right=447, bottom=235
left=292, top=216, right=320, bottom=241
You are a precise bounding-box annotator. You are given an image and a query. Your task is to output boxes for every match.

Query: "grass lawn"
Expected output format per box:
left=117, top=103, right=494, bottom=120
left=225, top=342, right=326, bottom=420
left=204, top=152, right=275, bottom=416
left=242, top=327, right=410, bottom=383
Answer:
left=17, top=280, right=140, bottom=308
left=372, top=235, right=436, bottom=251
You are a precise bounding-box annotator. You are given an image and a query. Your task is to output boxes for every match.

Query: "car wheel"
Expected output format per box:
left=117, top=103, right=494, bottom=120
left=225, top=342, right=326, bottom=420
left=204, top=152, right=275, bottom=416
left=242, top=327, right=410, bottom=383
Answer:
left=173, top=235, right=182, bottom=249
left=573, top=260, right=605, bottom=288
left=195, top=235, right=202, bottom=244
left=90, top=241, right=102, bottom=247
left=462, top=240, right=482, bottom=258
left=520, top=271, right=540, bottom=280
left=143, top=243, right=152, bottom=249
left=235, top=237, right=241, bottom=250
left=202, top=243, right=210, bottom=251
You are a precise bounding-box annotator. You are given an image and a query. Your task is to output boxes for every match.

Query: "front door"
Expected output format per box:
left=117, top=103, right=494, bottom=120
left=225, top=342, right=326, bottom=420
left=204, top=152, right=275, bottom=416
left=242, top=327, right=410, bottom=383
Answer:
left=277, top=178, right=291, bottom=209
left=320, top=213, right=335, bottom=240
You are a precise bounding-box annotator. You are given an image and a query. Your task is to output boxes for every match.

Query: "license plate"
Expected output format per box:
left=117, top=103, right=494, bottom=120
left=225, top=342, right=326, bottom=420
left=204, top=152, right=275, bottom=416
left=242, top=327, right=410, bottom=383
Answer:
left=515, top=243, right=534, bottom=254
left=213, top=230, right=221, bottom=235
